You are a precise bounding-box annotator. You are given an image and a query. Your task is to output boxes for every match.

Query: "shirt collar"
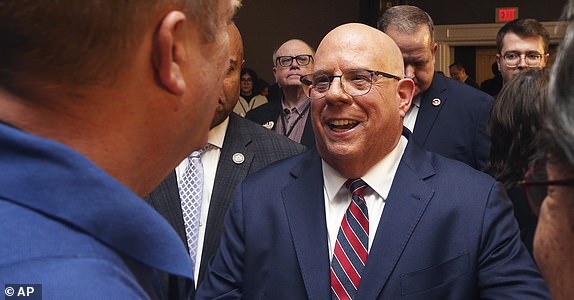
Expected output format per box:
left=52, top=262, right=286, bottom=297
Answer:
left=411, top=94, right=422, bottom=109
left=281, top=96, right=311, bottom=114
left=322, top=135, right=408, bottom=201
left=207, top=116, right=229, bottom=149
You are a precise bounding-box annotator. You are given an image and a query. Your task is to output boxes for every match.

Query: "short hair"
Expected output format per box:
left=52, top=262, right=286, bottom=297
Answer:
left=449, top=62, right=465, bottom=71
left=485, top=69, right=549, bottom=189
left=0, top=0, right=233, bottom=96
left=542, top=0, right=574, bottom=166
left=378, top=5, right=435, bottom=46
left=496, top=19, right=550, bottom=53
left=271, top=39, right=315, bottom=66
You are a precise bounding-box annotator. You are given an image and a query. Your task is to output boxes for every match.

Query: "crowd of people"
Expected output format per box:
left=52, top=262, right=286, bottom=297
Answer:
left=1, top=0, right=573, bottom=299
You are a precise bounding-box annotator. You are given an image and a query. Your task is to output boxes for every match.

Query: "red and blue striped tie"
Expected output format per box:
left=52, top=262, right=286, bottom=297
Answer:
left=330, top=178, right=369, bottom=300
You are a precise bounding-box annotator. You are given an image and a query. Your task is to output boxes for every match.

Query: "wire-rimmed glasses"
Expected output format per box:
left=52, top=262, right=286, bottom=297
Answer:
left=519, top=159, right=574, bottom=215
left=299, top=69, right=401, bottom=100
left=501, top=51, right=545, bottom=68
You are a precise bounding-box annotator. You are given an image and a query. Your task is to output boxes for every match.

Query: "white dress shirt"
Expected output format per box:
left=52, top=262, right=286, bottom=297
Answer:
left=403, top=94, right=421, bottom=132
left=175, top=117, right=228, bottom=285
left=322, top=135, right=407, bottom=259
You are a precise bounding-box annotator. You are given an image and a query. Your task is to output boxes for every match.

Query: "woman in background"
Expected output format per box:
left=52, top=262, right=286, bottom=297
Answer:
left=234, top=68, right=268, bottom=117
left=485, top=68, right=549, bottom=255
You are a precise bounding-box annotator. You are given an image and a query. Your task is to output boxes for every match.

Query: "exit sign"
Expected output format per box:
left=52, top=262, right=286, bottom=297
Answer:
left=496, top=7, right=519, bottom=23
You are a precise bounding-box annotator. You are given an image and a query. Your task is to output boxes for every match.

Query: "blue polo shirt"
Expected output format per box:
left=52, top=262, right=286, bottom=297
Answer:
left=0, top=123, right=194, bottom=299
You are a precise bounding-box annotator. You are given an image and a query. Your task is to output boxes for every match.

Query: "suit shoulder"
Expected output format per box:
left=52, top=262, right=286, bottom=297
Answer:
left=241, top=150, right=310, bottom=185
left=233, top=115, right=306, bottom=153
left=443, top=76, right=494, bottom=105
left=245, top=101, right=279, bottom=124
left=429, top=150, right=495, bottom=185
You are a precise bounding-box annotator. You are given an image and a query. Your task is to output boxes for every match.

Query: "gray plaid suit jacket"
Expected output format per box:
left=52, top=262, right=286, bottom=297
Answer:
left=145, top=112, right=306, bottom=286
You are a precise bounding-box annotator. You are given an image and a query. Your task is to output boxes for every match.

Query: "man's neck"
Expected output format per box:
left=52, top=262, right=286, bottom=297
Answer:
left=281, top=86, right=305, bottom=108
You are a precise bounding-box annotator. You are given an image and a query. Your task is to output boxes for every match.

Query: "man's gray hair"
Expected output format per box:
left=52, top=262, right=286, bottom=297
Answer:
left=377, top=5, right=435, bottom=45
left=545, top=0, right=574, bottom=165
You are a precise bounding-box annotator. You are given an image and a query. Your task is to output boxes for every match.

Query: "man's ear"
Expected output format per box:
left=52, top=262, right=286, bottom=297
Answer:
left=153, top=11, right=188, bottom=95
left=496, top=53, right=502, bottom=73
left=272, top=66, right=278, bottom=84
left=397, top=78, right=415, bottom=117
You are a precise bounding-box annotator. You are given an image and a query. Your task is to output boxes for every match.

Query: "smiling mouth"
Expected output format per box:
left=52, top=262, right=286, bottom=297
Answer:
left=328, top=120, right=359, bottom=132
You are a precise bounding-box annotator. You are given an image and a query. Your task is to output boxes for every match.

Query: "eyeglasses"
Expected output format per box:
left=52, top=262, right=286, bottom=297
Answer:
left=299, top=69, right=402, bottom=100
left=275, top=55, right=313, bottom=67
left=501, top=51, right=545, bottom=68
left=518, top=159, right=574, bottom=215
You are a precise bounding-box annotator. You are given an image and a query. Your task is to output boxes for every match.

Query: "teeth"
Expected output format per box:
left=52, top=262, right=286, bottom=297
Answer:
left=330, top=120, right=357, bottom=126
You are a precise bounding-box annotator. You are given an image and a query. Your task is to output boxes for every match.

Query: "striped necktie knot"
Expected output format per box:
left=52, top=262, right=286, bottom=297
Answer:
left=347, top=178, right=368, bottom=199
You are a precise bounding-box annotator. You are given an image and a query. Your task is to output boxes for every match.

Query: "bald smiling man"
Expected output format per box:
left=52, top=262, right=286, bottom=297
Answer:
left=197, top=23, right=549, bottom=300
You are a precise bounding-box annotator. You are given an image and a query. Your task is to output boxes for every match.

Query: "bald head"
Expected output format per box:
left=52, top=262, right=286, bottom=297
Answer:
left=228, top=23, right=244, bottom=62
left=212, top=23, right=245, bottom=127
left=315, top=23, right=404, bottom=77
left=309, top=23, right=414, bottom=178
left=272, top=39, right=315, bottom=89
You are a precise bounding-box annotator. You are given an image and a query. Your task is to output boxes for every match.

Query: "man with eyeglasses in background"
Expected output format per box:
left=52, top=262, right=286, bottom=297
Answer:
left=246, top=39, right=316, bottom=148
left=197, top=23, right=549, bottom=300
left=378, top=5, right=494, bottom=170
left=496, top=19, right=550, bottom=85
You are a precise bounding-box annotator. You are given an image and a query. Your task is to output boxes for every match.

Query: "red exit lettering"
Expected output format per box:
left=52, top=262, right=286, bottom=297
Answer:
left=497, top=8, right=518, bottom=22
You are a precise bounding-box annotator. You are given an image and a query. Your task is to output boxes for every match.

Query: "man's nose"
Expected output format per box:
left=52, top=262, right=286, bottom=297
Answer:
left=324, top=78, right=352, bottom=105
left=518, top=55, right=528, bottom=68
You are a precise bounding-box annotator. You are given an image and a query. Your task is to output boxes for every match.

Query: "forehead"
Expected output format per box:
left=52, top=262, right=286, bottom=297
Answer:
left=276, top=40, right=313, bottom=56
left=314, top=30, right=397, bottom=73
left=386, top=25, right=431, bottom=55
left=314, top=44, right=382, bottom=73
left=501, top=32, right=545, bottom=52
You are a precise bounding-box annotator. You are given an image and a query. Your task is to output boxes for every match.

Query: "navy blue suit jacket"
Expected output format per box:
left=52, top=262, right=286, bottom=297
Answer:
left=197, top=132, right=549, bottom=299
left=413, top=73, right=493, bottom=170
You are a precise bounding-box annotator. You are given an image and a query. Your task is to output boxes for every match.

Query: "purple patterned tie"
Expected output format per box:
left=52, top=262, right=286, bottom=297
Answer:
left=178, top=145, right=209, bottom=276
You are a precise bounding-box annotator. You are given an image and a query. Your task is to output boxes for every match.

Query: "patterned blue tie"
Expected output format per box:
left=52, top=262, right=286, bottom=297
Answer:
left=178, top=145, right=209, bottom=276
left=331, top=178, right=369, bottom=300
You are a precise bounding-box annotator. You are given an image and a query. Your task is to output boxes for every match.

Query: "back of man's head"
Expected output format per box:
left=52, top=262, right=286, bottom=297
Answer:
left=496, top=19, right=550, bottom=53
left=378, top=5, right=434, bottom=45
left=0, top=0, right=225, bottom=96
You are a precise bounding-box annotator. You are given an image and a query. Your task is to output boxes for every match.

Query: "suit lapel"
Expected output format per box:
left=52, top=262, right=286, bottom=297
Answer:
left=144, top=172, right=188, bottom=247
left=413, top=73, right=448, bottom=146
left=199, top=114, right=254, bottom=282
left=357, top=138, right=436, bottom=299
left=282, top=150, right=331, bottom=300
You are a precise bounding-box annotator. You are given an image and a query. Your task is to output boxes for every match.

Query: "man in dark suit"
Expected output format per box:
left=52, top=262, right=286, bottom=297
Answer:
left=145, top=23, right=305, bottom=288
left=378, top=5, right=493, bottom=170
left=197, top=23, right=549, bottom=299
left=246, top=39, right=316, bottom=148
left=449, top=62, right=479, bottom=89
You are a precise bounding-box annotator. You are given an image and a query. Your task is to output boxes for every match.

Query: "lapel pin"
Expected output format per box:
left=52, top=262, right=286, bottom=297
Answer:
left=432, top=98, right=441, bottom=106
left=232, top=152, right=245, bottom=165
left=262, top=121, right=274, bottom=130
